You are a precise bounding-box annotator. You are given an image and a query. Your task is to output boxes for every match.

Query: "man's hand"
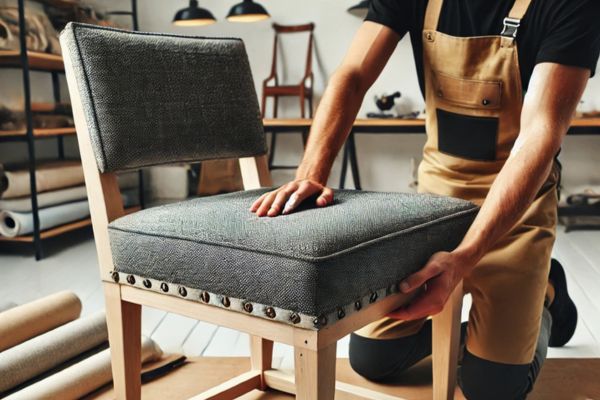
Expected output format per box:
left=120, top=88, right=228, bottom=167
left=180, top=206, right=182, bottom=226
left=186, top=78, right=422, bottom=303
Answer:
left=250, top=179, right=334, bottom=217
left=388, top=251, right=475, bottom=321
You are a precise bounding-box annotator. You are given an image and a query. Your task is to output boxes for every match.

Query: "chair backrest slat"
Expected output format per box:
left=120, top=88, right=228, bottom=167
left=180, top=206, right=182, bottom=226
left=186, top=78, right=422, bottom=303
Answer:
left=60, top=23, right=267, bottom=173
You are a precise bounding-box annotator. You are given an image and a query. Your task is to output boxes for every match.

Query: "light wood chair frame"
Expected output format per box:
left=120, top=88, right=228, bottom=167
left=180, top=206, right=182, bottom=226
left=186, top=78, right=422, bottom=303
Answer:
left=63, top=36, right=463, bottom=400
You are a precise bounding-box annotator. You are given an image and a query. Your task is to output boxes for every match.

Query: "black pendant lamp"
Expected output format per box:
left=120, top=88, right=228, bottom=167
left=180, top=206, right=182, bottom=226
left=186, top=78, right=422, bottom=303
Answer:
left=173, top=0, right=216, bottom=26
left=347, top=0, right=371, bottom=18
left=226, top=0, right=270, bottom=22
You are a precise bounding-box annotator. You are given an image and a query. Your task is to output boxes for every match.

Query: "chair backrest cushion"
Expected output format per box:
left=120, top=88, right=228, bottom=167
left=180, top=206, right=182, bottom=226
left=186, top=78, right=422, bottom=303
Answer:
left=60, top=23, right=266, bottom=173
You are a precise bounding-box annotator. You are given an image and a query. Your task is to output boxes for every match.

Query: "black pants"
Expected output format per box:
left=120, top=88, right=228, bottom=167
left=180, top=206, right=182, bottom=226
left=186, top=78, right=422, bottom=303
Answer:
left=348, top=308, right=552, bottom=400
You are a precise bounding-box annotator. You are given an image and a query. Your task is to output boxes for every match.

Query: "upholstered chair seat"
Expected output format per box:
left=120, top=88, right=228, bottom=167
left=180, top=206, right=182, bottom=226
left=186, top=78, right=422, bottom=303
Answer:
left=108, top=188, right=477, bottom=330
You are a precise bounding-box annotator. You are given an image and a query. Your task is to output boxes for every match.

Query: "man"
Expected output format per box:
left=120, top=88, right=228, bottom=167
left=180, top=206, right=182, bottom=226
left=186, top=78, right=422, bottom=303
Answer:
left=251, top=0, right=600, bottom=398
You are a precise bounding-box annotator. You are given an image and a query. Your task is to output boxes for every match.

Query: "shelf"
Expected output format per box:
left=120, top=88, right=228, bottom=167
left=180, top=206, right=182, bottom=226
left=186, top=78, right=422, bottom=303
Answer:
left=0, top=127, right=76, bottom=139
left=0, top=50, right=64, bottom=71
left=0, top=206, right=141, bottom=243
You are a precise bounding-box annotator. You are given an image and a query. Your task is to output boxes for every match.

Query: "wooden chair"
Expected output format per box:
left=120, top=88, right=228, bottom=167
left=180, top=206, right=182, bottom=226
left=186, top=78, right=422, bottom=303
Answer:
left=262, top=23, right=315, bottom=170
left=61, top=23, right=473, bottom=400
left=261, top=22, right=315, bottom=120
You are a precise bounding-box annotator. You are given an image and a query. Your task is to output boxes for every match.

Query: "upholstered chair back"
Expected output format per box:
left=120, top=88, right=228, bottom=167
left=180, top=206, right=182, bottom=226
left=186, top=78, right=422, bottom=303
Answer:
left=60, top=23, right=267, bottom=173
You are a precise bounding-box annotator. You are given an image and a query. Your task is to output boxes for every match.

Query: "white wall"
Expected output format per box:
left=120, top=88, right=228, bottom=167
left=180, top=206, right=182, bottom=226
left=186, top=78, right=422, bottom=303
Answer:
left=1, top=0, right=599, bottom=193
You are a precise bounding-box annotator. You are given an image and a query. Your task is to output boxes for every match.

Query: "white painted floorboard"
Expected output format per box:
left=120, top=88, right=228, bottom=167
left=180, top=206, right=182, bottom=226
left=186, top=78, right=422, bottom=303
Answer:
left=1, top=227, right=599, bottom=362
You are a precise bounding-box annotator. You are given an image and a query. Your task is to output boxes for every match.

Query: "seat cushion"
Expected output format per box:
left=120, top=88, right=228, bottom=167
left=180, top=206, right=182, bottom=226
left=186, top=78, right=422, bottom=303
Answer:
left=108, top=189, right=477, bottom=330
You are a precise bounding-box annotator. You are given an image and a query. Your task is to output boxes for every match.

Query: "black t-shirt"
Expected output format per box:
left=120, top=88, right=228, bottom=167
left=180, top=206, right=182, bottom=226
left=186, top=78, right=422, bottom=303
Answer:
left=366, top=0, right=600, bottom=97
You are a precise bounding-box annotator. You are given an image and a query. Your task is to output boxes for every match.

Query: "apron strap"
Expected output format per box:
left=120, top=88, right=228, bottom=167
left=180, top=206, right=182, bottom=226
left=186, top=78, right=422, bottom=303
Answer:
left=501, top=0, right=533, bottom=38
left=424, top=0, right=444, bottom=31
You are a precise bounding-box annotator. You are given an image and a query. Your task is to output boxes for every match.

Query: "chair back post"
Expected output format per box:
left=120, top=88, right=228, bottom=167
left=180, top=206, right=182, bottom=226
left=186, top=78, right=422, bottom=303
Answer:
left=304, top=24, right=315, bottom=82
left=269, top=27, right=279, bottom=83
left=61, top=34, right=124, bottom=278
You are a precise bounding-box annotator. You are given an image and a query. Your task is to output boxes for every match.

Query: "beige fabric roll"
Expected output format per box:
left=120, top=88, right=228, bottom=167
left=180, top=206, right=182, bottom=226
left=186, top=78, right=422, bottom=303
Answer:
left=0, top=161, right=84, bottom=199
left=0, top=18, right=16, bottom=51
left=0, top=291, right=81, bottom=352
left=0, top=186, right=87, bottom=212
left=6, top=337, right=163, bottom=400
left=0, top=311, right=107, bottom=392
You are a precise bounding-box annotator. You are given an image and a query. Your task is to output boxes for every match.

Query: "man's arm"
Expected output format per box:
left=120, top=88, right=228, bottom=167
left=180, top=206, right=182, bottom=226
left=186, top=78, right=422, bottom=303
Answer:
left=251, top=22, right=400, bottom=217
left=390, top=63, right=591, bottom=321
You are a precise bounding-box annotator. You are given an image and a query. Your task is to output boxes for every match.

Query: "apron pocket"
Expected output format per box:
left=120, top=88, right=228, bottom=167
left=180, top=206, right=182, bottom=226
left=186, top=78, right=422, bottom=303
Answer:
left=437, top=108, right=498, bottom=161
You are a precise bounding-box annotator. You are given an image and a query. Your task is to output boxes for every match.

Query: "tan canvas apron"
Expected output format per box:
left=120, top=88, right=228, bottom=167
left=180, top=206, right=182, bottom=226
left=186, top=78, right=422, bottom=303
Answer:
left=357, top=0, right=559, bottom=365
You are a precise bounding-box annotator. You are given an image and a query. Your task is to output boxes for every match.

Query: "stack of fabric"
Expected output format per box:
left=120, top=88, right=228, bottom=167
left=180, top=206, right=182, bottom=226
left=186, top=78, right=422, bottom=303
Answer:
left=0, top=160, right=139, bottom=238
left=0, top=160, right=88, bottom=238
left=0, top=292, right=164, bottom=399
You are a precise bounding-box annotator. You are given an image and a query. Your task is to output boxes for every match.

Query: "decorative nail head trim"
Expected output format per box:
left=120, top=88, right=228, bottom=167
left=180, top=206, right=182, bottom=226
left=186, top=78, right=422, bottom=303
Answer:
left=200, top=291, right=210, bottom=303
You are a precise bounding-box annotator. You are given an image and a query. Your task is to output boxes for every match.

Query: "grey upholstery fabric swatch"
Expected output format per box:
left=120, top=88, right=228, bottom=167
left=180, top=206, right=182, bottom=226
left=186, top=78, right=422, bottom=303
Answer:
left=108, top=190, right=478, bottom=322
left=60, top=23, right=266, bottom=172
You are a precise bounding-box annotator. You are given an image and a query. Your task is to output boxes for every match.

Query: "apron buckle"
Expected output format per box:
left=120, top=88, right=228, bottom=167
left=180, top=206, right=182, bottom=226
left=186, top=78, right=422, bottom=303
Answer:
left=501, top=17, right=521, bottom=38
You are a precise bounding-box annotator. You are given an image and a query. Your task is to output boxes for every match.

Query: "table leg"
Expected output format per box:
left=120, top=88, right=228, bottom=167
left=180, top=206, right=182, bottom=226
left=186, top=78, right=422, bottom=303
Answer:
left=339, top=142, right=349, bottom=189
left=348, top=131, right=362, bottom=190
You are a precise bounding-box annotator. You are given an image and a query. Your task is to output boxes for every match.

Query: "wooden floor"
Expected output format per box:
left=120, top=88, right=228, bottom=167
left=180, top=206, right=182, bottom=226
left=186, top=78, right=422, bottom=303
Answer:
left=0, top=227, right=599, bottom=369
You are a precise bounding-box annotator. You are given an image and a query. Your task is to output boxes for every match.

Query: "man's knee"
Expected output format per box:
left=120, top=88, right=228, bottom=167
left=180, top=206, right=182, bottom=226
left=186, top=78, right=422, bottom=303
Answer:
left=348, top=333, right=426, bottom=382
left=459, top=349, right=531, bottom=400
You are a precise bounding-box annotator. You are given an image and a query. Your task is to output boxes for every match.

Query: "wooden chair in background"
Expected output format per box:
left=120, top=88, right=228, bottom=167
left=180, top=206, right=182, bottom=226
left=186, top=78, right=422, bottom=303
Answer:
left=262, top=22, right=315, bottom=170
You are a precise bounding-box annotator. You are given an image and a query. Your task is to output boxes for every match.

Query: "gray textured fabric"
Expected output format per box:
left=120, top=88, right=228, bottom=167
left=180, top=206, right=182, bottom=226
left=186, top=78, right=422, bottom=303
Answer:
left=109, top=190, right=477, bottom=319
left=60, top=23, right=266, bottom=173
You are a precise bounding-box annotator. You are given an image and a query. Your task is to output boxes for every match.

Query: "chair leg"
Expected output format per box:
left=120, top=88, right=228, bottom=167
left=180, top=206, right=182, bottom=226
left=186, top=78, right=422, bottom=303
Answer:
left=250, top=335, right=274, bottom=390
left=104, top=282, right=142, bottom=400
left=432, top=280, right=464, bottom=400
left=294, top=342, right=336, bottom=400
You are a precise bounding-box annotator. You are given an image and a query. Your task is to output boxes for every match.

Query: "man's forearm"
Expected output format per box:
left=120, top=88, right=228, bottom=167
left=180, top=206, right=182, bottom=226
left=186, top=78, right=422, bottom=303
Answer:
left=295, top=68, right=368, bottom=184
left=455, top=136, right=558, bottom=266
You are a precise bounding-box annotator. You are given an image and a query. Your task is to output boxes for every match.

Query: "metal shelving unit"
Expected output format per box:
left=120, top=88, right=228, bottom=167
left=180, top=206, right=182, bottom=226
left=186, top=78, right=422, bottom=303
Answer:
left=0, top=0, right=140, bottom=259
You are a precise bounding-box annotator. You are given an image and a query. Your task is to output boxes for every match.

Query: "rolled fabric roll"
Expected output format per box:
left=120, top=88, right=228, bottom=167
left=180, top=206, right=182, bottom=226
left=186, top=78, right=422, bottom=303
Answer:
left=0, top=200, right=90, bottom=237
left=0, top=161, right=84, bottom=199
left=5, top=337, right=163, bottom=400
left=0, top=291, right=82, bottom=352
left=0, top=311, right=108, bottom=392
left=0, top=18, right=17, bottom=51
left=0, top=186, right=87, bottom=212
